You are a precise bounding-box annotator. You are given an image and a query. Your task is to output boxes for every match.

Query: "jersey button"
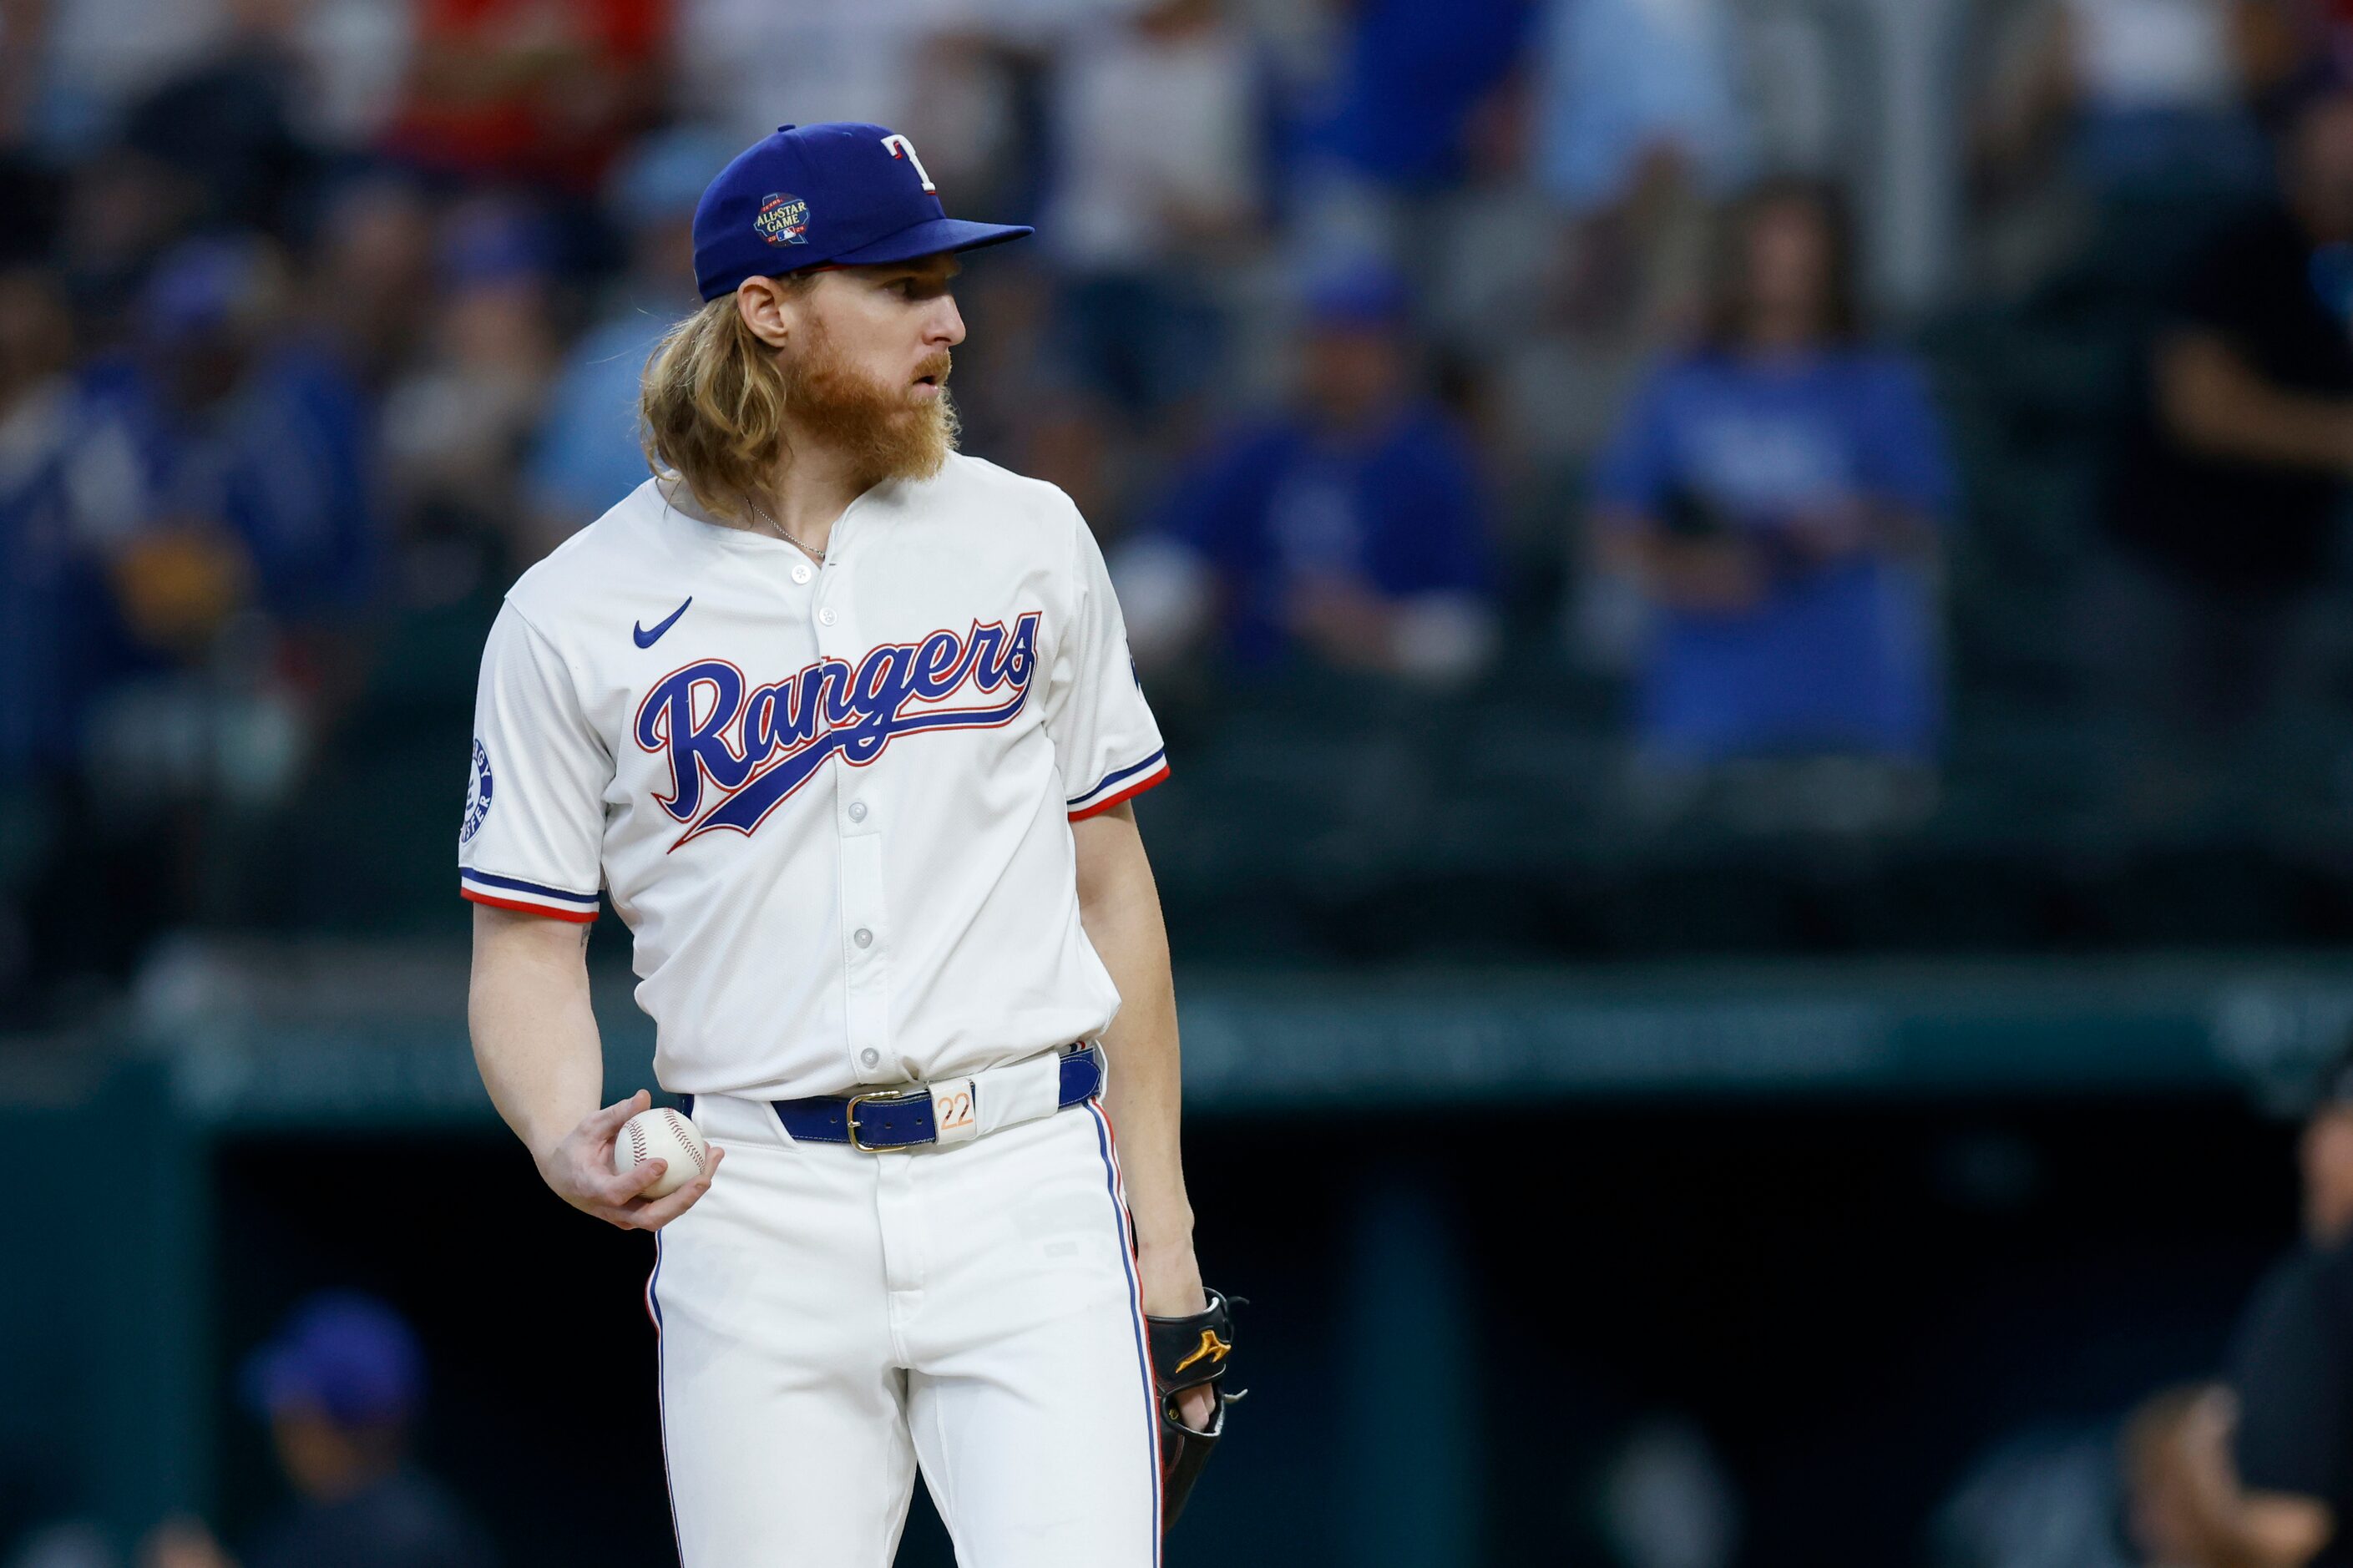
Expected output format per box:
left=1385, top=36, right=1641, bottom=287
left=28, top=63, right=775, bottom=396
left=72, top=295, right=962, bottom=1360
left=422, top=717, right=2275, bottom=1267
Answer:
left=818, top=608, right=837, bottom=626
left=853, top=927, right=873, bottom=948
left=860, top=1048, right=880, bottom=1067
left=792, top=563, right=812, bottom=584
left=848, top=802, right=868, bottom=822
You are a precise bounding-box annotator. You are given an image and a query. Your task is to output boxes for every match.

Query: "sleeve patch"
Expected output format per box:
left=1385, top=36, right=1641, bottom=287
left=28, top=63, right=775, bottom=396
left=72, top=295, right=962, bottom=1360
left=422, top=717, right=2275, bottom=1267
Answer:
left=461, top=738, right=494, bottom=843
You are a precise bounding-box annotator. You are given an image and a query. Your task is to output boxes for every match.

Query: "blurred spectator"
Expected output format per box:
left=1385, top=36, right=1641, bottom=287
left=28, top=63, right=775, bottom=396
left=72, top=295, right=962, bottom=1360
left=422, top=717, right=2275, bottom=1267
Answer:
left=2099, top=78, right=2353, bottom=758
left=2120, top=1386, right=2214, bottom=1568
left=1936, top=1385, right=2242, bottom=1568
left=120, top=0, right=316, bottom=235
left=24, top=0, right=400, bottom=164
left=2166, top=1039, right=2353, bottom=1568
left=381, top=200, right=556, bottom=584
left=1525, top=0, right=1750, bottom=378
left=1976, top=0, right=2267, bottom=200
left=0, top=266, right=105, bottom=788
left=0, top=0, right=39, bottom=149
left=1476, top=0, right=1751, bottom=468
left=381, top=0, right=666, bottom=193
left=1590, top=178, right=1953, bottom=769
left=32, top=0, right=225, bottom=152
left=56, top=149, right=195, bottom=338
left=1933, top=1419, right=2138, bottom=1568
left=1299, top=0, right=1534, bottom=197
left=1532, top=0, right=1745, bottom=358
left=0, top=264, right=132, bottom=1009
left=1116, top=260, right=1497, bottom=685
left=84, top=234, right=377, bottom=640
left=524, top=127, right=723, bottom=549
left=1533, top=0, right=1749, bottom=223
left=285, top=0, right=416, bottom=153
left=143, top=1292, right=498, bottom=1568
left=301, top=173, right=438, bottom=396
left=673, top=0, right=940, bottom=153
left=37, top=235, right=375, bottom=942
left=1044, top=0, right=1263, bottom=423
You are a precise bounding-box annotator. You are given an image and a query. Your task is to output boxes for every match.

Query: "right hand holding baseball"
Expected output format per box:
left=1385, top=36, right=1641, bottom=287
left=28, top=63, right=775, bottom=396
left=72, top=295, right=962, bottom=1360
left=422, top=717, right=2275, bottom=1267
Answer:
left=536, top=1090, right=723, bottom=1231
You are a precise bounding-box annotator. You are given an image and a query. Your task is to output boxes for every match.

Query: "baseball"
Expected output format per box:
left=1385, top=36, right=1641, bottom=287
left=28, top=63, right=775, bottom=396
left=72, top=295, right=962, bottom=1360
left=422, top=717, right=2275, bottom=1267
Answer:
left=615, top=1106, right=709, bottom=1199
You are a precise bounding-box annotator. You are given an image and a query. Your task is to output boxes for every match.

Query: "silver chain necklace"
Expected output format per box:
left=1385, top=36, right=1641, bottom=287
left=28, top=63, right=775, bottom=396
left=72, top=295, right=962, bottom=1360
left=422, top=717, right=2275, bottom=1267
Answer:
left=750, top=502, right=827, bottom=564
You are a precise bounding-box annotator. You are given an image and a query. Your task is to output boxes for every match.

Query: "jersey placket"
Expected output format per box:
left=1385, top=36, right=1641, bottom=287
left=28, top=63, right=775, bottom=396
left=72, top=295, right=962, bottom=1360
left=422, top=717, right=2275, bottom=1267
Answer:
left=817, top=511, right=893, bottom=1085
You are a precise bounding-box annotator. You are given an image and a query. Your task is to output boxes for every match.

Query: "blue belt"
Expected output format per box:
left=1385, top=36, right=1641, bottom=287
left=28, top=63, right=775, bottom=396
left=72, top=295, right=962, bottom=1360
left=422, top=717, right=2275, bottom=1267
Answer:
left=767, top=1044, right=1102, bottom=1151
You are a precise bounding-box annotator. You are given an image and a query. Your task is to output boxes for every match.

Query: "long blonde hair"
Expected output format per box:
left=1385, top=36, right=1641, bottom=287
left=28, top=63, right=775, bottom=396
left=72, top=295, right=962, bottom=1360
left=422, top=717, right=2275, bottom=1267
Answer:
left=639, top=286, right=806, bottom=525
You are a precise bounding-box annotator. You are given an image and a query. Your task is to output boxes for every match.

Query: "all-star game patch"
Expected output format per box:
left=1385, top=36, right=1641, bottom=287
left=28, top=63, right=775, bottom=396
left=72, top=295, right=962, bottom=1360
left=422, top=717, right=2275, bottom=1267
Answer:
left=755, top=192, right=810, bottom=247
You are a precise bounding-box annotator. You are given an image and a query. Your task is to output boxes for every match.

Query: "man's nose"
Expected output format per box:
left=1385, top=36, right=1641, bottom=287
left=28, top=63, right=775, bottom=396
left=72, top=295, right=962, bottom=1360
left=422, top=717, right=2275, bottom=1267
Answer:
left=929, top=296, right=966, bottom=348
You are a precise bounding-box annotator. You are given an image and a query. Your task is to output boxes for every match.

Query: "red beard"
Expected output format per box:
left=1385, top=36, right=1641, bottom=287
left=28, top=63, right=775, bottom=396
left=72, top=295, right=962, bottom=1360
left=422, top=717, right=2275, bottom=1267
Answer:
left=782, top=325, right=957, bottom=488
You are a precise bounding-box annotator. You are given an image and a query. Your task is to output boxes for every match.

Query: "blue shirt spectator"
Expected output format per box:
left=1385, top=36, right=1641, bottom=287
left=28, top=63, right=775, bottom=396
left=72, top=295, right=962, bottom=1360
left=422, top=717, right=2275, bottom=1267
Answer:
left=0, top=382, right=122, bottom=777
left=0, top=267, right=169, bottom=778
left=1304, top=0, right=1535, bottom=188
left=1533, top=0, right=1751, bottom=215
left=528, top=129, right=734, bottom=544
left=81, top=239, right=379, bottom=639
left=1591, top=180, right=1953, bottom=761
left=1121, top=263, right=1496, bottom=683
left=1156, top=407, right=1491, bottom=665
left=525, top=311, right=669, bottom=529
left=80, top=339, right=377, bottom=623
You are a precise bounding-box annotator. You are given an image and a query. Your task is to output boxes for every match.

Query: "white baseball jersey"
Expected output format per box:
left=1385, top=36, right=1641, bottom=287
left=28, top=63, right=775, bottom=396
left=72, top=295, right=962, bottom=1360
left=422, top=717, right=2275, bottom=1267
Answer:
left=458, top=457, right=1169, bottom=1100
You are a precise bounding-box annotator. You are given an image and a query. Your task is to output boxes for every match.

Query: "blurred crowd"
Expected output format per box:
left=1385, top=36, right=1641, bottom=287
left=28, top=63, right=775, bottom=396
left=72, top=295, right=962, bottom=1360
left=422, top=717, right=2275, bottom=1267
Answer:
left=16, top=0, right=2353, bottom=1011
left=1938, top=1039, right=2353, bottom=1568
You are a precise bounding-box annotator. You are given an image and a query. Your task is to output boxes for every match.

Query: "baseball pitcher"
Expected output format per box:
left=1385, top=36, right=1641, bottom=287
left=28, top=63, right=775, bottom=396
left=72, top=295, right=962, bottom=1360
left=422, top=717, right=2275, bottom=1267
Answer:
left=461, top=122, right=1236, bottom=1565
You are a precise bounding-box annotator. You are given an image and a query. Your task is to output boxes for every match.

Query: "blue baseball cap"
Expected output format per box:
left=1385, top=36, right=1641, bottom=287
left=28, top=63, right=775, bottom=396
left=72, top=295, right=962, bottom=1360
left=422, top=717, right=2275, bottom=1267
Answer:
left=241, top=1291, right=424, bottom=1428
left=692, top=122, right=1032, bottom=302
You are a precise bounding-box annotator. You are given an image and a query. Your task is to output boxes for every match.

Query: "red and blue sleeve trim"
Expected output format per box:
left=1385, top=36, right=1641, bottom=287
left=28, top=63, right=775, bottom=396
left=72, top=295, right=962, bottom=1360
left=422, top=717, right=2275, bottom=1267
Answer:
left=460, top=867, right=601, bottom=922
left=1068, top=749, right=1170, bottom=821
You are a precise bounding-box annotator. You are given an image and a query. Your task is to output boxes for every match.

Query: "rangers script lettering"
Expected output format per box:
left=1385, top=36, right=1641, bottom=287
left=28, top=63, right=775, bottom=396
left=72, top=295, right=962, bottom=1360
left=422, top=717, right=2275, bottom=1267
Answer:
left=635, top=613, right=1040, bottom=842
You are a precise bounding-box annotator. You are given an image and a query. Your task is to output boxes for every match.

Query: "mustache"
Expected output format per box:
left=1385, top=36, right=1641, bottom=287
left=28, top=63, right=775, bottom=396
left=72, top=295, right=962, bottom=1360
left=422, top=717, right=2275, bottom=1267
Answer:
left=918, top=352, right=952, bottom=385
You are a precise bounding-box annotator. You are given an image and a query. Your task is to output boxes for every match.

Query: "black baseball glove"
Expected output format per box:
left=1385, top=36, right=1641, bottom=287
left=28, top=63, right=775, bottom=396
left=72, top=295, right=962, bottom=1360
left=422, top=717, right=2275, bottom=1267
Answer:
left=1147, top=1288, right=1242, bottom=1530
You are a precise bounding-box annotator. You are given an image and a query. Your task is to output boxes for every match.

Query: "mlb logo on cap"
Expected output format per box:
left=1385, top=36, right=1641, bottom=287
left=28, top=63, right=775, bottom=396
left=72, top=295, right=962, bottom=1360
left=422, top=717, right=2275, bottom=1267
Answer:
left=692, top=122, right=1033, bottom=301
left=755, top=193, right=810, bottom=247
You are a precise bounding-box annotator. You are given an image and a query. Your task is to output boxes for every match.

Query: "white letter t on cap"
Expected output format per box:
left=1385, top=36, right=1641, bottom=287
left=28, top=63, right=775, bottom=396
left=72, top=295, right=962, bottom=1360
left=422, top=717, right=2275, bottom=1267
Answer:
left=881, top=134, right=937, bottom=193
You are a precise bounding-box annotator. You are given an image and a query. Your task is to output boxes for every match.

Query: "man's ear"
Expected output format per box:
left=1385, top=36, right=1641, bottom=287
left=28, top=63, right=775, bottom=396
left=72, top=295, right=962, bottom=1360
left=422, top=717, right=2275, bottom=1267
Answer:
left=736, top=276, right=796, bottom=349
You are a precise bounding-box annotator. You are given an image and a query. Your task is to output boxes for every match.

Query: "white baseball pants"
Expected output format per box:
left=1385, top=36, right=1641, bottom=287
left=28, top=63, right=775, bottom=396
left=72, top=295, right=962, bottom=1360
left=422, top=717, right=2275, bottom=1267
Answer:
left=650, top=1090, right=1164, bottom=1566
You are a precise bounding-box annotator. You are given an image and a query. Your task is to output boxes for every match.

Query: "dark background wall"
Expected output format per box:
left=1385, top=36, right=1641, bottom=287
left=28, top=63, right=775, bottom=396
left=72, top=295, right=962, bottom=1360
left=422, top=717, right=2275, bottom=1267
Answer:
left=188, top=1096, right=2295, bottom=1568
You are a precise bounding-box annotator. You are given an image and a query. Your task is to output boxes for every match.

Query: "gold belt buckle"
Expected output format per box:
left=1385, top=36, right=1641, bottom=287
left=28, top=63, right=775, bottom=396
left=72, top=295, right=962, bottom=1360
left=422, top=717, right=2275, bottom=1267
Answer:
left=845, top=1085, right=929, bottom=1151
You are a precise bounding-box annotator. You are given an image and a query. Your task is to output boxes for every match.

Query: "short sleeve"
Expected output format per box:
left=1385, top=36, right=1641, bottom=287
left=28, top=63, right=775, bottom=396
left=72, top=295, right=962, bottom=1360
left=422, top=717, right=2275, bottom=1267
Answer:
left=1045, top=505, right=1171, bottom=821
left=2228, top=1251, right=2345, bottom=1500
left=458, top=603, right=610, bottom=922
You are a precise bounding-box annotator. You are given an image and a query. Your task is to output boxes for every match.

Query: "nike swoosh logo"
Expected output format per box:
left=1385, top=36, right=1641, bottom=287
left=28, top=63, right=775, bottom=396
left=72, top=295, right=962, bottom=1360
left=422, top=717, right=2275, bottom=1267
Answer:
left=634, top=597, right=692, bottom=648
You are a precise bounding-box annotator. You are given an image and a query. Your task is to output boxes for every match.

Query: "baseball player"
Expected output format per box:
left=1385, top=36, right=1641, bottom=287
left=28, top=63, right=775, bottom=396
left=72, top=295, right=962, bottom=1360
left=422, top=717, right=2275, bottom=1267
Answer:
left=460, top=122, right=1236, bottom=1565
